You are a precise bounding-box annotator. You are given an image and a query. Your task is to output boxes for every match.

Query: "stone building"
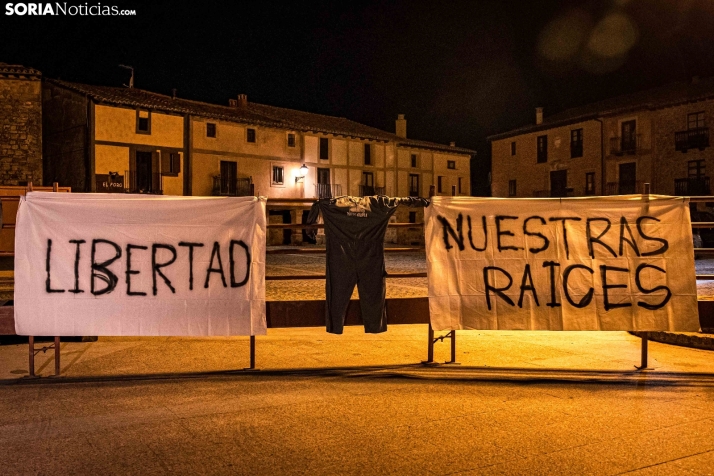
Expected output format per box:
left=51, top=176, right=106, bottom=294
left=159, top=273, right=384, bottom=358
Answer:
left=0, top=63, right=42, bottom=185
left=489, top=77, right=714, bottom=199
left=42, top=79, right=474, bottom=244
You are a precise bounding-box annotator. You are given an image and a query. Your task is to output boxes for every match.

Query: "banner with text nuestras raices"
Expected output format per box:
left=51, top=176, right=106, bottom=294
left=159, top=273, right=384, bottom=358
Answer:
left=424, top=196, right=699, bottom=332
left=14, top=193, right=267, bottom=336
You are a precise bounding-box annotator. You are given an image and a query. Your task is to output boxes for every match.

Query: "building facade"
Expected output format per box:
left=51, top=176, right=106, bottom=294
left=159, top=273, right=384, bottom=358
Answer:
left=42, top=80, right=473, bottom=244
left=489, top=78, right=714, bottom=199
left=0, top=63, right=42, bottom=185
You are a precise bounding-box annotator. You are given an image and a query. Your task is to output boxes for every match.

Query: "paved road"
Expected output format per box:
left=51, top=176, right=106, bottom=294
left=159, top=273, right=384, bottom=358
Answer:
left=2, top=328, right=714, bottom=475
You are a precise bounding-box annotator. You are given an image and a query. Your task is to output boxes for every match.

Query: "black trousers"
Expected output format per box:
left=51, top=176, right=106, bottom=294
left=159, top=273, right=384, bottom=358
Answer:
left=325, top=238, right=387, bottom=334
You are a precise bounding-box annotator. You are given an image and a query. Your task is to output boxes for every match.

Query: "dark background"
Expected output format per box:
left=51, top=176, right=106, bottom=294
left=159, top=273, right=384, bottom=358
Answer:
left=3, top=0, right=714, bottom=194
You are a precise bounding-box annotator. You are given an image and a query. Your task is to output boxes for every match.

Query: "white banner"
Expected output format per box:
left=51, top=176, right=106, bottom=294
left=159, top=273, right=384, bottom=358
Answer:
left=15, top=193, right=267, bottom=336
left=425, top=196, right=699, bottom=332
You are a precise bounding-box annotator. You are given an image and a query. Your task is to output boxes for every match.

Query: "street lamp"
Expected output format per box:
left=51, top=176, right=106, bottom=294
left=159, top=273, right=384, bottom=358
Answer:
left=295, top=164, right=308, bottom=183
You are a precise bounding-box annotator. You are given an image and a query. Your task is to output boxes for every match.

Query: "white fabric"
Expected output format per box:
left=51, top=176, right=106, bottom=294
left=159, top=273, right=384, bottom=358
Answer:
left=424, top=196, right=699, bottom=332
left=14, top=193, right=267, bottom=336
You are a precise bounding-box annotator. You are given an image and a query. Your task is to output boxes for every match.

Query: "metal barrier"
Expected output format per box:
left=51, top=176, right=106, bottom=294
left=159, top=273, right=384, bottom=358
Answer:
left=7, top=184, right=714, bottom=375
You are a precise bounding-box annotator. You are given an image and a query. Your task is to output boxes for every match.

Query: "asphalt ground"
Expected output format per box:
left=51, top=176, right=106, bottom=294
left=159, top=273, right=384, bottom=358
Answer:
left=1, top=329, right=714, bottom=475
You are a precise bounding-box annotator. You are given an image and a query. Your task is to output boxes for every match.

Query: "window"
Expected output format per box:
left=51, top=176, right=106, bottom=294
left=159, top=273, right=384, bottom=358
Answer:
left=688, top=112, right=706, bottom=130
left=409, top=174, right=419, bottom=197
left=246, top=128, right=256, bottom=143
left=272, top=166, right=284, bottom=185
left=458, top=177, right=463, bottom=194
left=136, top=109, right=150, bottom=134
left=287, top=133, right=296, bottom=148
left=511, top=141, right=516, bottom=156
left=571, top=128, right=583, bottom=158
left=437, top=176, right=444, bottom=193
left=537, top=135, right=547, bottom=163
left=508, top=179, right=516, bottom=197
left=411, top=154, right=417, bottom=168
left=689, top=160, right=706, bottom=178
left=409, top=211, right=417, bottom=223
left=363, top=171, right=374, bottom=186
left=447, top=160, right=456, bottom=169
left=161, top=151, right=180, bottom=176
left=364, top=143, right=372, bottom=165
left=206, top=123, right=216, bottom=138
left=319, top=137, right=329, bottom=160
left=585, top=172, right=595, bottom=195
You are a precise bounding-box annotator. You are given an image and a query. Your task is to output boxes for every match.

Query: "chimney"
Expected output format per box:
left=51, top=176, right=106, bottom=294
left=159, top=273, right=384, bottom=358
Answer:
left=396, top=114, right=407, bottom=138
left=229, top=99, right=238, bottom=107
left=450, top=141, right=456, bottom=147
left=172, top=88, right=177, bottom=99
left=536, top=107, right=543, bottom=125
left=237, top=94, right=248, bottom=107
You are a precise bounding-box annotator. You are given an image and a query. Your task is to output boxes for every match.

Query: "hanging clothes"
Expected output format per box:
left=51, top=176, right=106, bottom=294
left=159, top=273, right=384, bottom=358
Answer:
left=306, top=196, right=429, bottom=334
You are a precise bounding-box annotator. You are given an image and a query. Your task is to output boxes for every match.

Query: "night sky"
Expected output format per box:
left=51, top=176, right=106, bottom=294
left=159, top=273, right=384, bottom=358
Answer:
left=3, top=0, right=714, bottom=193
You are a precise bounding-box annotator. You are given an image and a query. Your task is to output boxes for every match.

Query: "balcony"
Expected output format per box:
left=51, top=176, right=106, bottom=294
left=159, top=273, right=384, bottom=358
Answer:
left=358, top=185, right=385, bottom=196
left=675, top=127, right=709, bottom=152
left=212, top=176, right=253, bottom=196
left=609, top=135, right=641, bottom=156
left=606, top=181, right=642, bottom=195
left=315, top=183, right=342, bottom=199
left=674, top=177, right=710, bottom=196
left=125, top=170, right=162, bottom=194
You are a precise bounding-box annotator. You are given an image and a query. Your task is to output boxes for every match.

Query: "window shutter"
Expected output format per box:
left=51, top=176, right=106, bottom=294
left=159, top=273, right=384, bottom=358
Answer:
left=161, top=151, right=180, bottom=176
left=161, top=151, right=170, bottom=173
left=172, top=153, right=181, bottom=174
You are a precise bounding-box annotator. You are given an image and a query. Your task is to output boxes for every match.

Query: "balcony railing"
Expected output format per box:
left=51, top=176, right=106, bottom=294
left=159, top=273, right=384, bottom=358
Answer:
left=315, top=183, right=342, bottom=199
left=606, top=181, right=642, bottom=195
left=212, top=176, right=253, bottom=196
left=675, top=127, right=709, bottom=152
left=358, top=185, right=385, bottom=196
left=408, top=188, right=420, bottom=197
left=125, top=170, right=163, bottom=194
left=675, top=177, right=710, bottom=196
left=609, top=134, right=641, bottom=156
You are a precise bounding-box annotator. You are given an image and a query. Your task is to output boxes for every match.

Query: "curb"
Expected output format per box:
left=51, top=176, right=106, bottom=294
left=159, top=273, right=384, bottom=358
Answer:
left=630, top=331, right=714, bottom=351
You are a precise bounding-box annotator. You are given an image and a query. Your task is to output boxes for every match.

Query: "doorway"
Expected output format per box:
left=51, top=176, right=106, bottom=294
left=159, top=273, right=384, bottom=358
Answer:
left=317, top=168, right=331, bottom=198
left=619, top=162, right=637, bottom=194
left=550, top=170, right=567, bottom=197
left=135, top=151, right=153, bottom=193
left=220, top=161, right=237, bottom=195
left=621, top=120, right=636, bottom=153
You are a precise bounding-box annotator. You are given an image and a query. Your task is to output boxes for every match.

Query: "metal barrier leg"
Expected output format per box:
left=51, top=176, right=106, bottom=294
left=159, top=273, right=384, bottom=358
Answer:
left=29, top=336, right=35, bottom=377
left=54, top=336, right=60, bottom=376
left=249, top=335, right=256, bottom=369
left=636, top=337, right=651, bottom=370
left=445, top=330, right=460, bottom=365
left=422, top=324, right=435, bottom=364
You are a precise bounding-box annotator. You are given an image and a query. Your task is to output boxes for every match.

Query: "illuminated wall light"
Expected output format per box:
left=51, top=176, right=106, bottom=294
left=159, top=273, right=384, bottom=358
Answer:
left=295, top=164, right=308, bottom=183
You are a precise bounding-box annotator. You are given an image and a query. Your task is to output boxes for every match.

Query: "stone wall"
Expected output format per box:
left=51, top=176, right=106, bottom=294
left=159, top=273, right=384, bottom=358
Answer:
left=42, top=81, right=89, bottom=191
left=0, top=64, right=42, bottom=185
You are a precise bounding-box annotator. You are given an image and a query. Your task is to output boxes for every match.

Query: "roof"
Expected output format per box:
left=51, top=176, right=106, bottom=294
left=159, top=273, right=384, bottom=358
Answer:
left=47, top=79, right=475, bottom=155
left=488, top=76, right=714, bottom=141
left=0, top=63, right=41, bottom=79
